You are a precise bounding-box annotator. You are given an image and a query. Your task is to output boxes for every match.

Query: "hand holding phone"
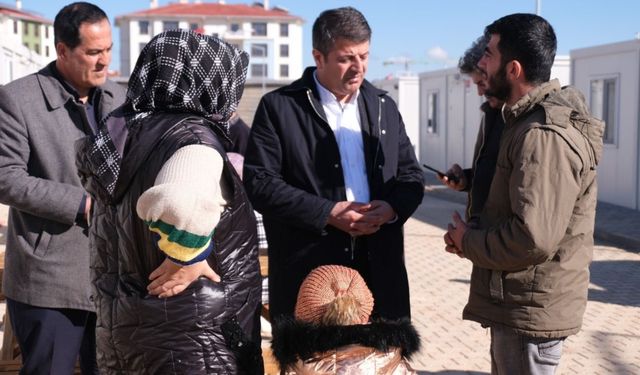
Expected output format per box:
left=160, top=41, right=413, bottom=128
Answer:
left=422, top=164, right=459, bottom=183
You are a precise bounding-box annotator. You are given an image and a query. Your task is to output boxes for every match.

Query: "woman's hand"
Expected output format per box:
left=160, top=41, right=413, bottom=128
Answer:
left=147, top=258, right=220, bottom=298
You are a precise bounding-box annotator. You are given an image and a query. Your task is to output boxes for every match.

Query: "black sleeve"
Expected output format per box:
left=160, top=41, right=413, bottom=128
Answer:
left=243, top=97, right=335, bottom=234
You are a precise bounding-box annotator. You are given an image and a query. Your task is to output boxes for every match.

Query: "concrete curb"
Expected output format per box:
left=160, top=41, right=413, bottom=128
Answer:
left=593, top=228, right=640, bottom=253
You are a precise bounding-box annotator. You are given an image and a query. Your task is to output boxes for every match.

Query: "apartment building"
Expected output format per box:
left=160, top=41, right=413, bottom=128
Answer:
left=0, top=1, right=54, bottom=84
left=115, top=0, right=304, bottom=80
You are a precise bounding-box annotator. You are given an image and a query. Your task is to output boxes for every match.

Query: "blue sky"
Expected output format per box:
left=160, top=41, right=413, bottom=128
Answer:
left=15, top=0, right=640, bottom=80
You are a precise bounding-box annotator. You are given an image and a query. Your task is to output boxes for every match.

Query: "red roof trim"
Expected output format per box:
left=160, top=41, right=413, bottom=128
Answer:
left=0, top=6, right=52, bottom=24
left=116, top=3, right=302, bottom=22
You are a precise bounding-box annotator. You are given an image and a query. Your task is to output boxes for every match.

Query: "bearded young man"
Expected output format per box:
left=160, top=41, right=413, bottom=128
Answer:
left=445, top=13, right=604, bottom=374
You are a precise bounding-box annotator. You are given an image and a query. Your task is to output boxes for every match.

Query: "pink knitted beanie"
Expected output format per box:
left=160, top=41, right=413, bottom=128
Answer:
left=294, top=265, right=374, bottom=324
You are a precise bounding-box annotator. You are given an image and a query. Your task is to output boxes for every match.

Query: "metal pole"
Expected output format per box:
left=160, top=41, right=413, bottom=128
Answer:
left=536, top=0, right=541, bottom=15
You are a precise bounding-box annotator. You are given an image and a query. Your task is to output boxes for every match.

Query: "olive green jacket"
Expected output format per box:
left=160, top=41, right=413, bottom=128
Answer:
left=461, top=80, right=604, bottom=338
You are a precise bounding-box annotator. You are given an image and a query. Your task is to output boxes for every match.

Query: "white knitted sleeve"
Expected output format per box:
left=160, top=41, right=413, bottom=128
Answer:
left=136, top=144, right=227, bottom=264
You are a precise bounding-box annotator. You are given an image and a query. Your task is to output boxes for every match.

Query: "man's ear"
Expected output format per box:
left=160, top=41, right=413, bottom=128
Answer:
left=55, top=42, right=67, bottom=60
left=312, top=49, right=324, bottom=69
left=507, top=60, right=524, bottom=81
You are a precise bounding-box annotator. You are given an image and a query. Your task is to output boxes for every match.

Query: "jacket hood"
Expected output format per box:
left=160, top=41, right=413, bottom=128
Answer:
left=542, top=84, right=605, bottom=165
left=505, top=79, right=604, bottom=166
left=271, top=318, right=421, bottom=367
left=505, top=79, right=561, bottom=123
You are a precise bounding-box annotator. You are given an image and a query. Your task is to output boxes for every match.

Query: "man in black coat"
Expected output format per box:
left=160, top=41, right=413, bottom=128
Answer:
left=244, top=6, right=423, bottom=322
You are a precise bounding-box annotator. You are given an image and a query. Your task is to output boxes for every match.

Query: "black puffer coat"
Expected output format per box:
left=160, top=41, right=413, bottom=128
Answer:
left=76, top=113, right=263, bottom=374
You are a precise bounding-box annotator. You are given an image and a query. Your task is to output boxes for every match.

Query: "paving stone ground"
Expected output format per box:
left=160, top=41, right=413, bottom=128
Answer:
left=405, top=195, right=640, bottom=374
left=1, top=194, right=639, bottom=374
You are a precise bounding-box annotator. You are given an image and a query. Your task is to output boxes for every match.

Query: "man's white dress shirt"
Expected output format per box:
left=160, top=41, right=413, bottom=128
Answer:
left=314, top=73, right=370, bottom=203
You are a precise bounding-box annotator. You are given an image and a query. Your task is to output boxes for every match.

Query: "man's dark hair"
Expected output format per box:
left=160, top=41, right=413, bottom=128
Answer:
left=485, top=13, right=556, bottom=84
left=54, top=2, right=108, bottom=49
left=458, top=35, right=489, bottom=74
left=312, top=7, right=371, bottom=56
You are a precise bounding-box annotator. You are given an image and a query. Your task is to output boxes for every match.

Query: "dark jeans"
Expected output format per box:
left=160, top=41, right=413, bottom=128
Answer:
left=490, top=325, right=565, bottom=375
left=7, top=298, right=98, bottom=375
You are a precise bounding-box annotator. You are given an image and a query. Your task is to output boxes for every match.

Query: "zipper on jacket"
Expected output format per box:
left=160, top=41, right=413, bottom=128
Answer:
left=306, top=89, right=330, bottom=127
left=377, top=98, right=383, bottom=131
left=307, top=88, right=352, bottom=259
left=372, top=97, right=382, bottom=171
left=308, top=88, right=364, bottom=261
left=350, top=235, right=356, bottom=260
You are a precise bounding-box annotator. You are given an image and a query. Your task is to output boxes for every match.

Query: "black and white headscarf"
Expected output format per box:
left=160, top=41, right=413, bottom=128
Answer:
left=86, top=30, right=249, bottom=194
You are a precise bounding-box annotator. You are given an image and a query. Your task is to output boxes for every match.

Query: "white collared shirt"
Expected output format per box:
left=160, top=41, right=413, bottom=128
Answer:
left=314, top=72, right=370, bottom=203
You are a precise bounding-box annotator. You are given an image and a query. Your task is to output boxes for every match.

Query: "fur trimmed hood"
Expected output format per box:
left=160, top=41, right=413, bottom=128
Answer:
left=271, top=318, right=421, bottom=367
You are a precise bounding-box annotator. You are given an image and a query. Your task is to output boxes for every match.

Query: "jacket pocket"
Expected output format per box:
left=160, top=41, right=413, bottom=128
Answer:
left=503, top=265, right=538, bottom=306
left=33, top=224, right=52, bottom=257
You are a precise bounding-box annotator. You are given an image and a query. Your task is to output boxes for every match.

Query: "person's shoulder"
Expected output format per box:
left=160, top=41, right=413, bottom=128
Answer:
left=379, top=92, right=401, bottom=114
left=263, top=69, right=315, bottom=101
left=101, top=79, right=127, bottom=96
left=360, top=78, right=386, bottom=95
left=263, top=85, right=290, bottom=99
left=0, top=72, right=45, bottom=110
left=1, top=70, right=41, bottom=93
left=381, top=92, right=399, bottom=108
left=260, top=82, right=304, bottom=107
left=360, top=79, right=397, bottom=105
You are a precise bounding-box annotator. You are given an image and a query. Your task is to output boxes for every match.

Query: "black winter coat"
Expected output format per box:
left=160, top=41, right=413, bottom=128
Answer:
left=244, top=67, right=424, bottom=321
left=77, top=113, right=263, bottom=374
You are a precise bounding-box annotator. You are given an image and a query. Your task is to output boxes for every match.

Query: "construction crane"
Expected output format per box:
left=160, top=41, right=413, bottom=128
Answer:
left=382, top=56, right=429, bottom=76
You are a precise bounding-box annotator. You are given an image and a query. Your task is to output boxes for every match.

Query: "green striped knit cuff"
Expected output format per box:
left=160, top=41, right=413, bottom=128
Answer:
left=146, top=219, right=215, bottom=265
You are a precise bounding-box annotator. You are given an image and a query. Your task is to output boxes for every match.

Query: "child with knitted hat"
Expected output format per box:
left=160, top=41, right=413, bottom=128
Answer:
left=271, top=265, right=420, bottom=373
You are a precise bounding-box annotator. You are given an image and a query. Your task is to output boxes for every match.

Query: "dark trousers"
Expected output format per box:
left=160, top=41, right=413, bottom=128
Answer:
left=6, top=298, right=98, bottom=375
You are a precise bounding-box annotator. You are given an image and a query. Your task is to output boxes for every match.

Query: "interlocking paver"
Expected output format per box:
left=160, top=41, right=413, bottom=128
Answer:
left=0, top=188, right=639, bottom=375
left=405, top=194, right=640, bottom=374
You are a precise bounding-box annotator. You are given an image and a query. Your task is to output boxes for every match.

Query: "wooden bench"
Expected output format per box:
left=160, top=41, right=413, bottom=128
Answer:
left=258, top=250, right=281, bottom=374
left=0, top=251, right=19, bottom=362
left=0, top=360, right=22, bottom=374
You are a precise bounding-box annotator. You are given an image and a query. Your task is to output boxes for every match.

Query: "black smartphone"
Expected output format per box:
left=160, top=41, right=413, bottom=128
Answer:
left=422, top=164, right=459, bottom=183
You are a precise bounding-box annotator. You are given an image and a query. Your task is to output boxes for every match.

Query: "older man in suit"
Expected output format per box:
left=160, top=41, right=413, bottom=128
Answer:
left=0, top=2, right=125, bottom=374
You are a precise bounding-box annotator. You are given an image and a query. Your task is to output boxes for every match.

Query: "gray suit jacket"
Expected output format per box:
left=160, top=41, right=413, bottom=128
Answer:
left=0, top=62, right=126, bottom=310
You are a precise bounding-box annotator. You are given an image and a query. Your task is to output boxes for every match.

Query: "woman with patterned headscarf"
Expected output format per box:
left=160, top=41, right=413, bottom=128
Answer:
left=76, top=30, right=263, bottom=374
